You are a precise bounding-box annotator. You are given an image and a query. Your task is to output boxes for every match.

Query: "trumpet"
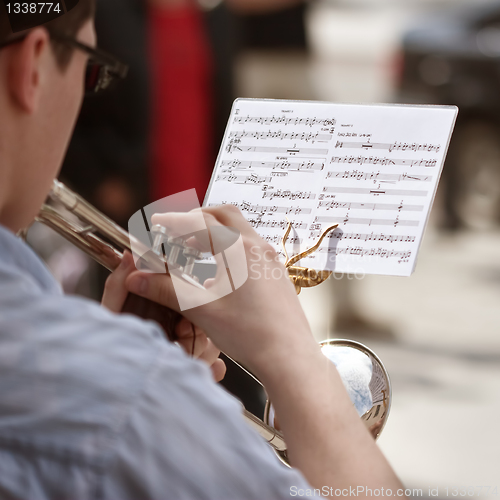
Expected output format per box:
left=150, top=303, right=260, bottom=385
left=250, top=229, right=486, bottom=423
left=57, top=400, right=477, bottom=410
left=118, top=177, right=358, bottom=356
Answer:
left=35, top=180, right=392, bottom=465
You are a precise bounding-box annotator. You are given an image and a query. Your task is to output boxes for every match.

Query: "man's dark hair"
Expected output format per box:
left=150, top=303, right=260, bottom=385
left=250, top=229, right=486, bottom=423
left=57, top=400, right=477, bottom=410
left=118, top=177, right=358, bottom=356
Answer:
left=0, top=0, right=95, bottom=69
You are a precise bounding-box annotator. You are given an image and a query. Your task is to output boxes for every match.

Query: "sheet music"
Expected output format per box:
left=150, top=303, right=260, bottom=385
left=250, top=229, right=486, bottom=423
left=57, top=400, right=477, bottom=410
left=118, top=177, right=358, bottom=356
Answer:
left=204, top=99, right=457, bottom=276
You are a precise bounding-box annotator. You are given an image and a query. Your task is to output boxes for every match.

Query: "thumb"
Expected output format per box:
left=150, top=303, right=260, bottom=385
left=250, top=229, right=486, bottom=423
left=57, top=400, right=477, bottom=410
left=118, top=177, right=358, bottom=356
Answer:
left=102, top=252, right=135, bottom=312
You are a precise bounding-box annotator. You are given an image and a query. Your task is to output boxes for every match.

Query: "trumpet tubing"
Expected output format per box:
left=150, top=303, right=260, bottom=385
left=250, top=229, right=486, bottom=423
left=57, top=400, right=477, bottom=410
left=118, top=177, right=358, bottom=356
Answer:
left=35, top=180, right=392, bottom=466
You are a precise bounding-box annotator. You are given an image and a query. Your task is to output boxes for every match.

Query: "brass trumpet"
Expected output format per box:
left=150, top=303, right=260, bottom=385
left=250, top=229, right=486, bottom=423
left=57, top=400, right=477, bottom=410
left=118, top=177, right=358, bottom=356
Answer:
left=35, top=180, right=391, bottom=465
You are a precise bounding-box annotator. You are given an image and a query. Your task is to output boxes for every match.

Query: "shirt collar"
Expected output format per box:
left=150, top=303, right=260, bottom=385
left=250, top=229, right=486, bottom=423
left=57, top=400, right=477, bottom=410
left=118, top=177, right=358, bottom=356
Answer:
left=0, top=224, right=62, bottom=294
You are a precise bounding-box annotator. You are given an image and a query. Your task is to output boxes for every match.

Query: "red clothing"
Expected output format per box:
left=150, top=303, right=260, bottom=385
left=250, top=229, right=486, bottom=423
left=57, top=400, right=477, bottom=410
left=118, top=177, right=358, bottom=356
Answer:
left=148, top=4, right=213, bottom=204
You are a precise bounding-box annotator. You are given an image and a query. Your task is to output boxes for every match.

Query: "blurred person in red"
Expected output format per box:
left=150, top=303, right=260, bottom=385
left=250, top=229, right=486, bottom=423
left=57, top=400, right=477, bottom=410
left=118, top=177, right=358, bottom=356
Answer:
left=148, top=0, right=307, bottom=203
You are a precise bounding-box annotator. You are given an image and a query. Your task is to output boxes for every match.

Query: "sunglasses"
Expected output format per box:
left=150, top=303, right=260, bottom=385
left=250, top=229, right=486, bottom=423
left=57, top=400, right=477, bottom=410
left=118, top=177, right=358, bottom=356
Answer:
left=0, top=34, right=129, bottom=94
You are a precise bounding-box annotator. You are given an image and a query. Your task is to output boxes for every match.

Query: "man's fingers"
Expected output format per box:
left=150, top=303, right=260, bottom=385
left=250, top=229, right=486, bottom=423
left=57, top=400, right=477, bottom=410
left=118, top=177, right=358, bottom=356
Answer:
left=175, top=318, right=200, bottom=339
left=176, top=335, right=209, bottom=358
left=125, top=270, right=180, bottom=311
left=151, top=205, right=257, bottom=245
left=102, top=252, right=135, bottom=312
left=152, top=210, right=219, bottom=235
left=175, top=319, right=209, bottom=358
left=151, top=212, right=220, bottom=254
left=197, top=339, right=221, bottom=366
left=210, top=358, right=227, bottom=383
left=203, top=204, right=258, bottom=239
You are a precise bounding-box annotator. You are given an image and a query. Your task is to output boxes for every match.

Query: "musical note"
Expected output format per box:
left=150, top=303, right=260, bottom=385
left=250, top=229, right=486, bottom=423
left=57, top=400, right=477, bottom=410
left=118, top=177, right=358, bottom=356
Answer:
left=330, top=156, right=437, bottom=168
left=221, top=159, right=325, bottom=172
left=327, top=170, right=432, bottom=182
left=238, top=201, right=312, bottom=216
left=389, top=141, right=440, bottom=153
left=234, top=115, right=336, bottom=128
left=225, top=144, right=329, bottom=155
left=323, top=186, right=428, bottom=197
left=263, top=190, right=316, bottom=201
left=249, top=219, right=308, bottom=230
left=314, top=215, right=419, bottom=227
left=262, top=234, right=302, bottom=245
left=307, top=230, right=417, bottom=244
left=316, top=246, right=412, bottom=261
left=229, top=130, right=332, bottom=143
left=317, top=200, right=424, bottom=212
left=216, top=173, right=272, bottom=185
left=334, top=141, right=441, bottom=153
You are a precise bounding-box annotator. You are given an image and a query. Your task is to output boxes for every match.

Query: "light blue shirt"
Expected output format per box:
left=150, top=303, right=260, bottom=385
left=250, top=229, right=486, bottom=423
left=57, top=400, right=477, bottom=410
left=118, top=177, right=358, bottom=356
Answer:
left=0, top=224, right=311, bottom=499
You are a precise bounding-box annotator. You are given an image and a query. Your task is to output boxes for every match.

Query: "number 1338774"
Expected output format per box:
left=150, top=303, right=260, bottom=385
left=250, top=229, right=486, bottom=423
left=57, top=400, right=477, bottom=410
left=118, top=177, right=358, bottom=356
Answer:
left=6, top=3, right=62, bottom=14
left=443, top=486, right=498, bottom=497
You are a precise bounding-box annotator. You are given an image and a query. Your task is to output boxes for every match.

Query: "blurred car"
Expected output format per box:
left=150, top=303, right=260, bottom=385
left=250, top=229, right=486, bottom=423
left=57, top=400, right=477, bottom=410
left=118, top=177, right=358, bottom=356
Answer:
left=398, top=1, right=500, bottom=229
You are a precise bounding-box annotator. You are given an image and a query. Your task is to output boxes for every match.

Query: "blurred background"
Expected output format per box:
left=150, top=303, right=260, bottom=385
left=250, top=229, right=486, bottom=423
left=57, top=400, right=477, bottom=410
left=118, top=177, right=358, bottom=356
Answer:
left=29, top=0, right=500, bottom=495
left=296, top=0, right=500, bottom=495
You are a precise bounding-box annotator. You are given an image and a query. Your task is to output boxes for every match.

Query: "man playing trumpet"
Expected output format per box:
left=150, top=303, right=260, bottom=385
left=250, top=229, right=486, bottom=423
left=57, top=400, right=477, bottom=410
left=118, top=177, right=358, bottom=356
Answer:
left=0, top=1, right=404, bottom=497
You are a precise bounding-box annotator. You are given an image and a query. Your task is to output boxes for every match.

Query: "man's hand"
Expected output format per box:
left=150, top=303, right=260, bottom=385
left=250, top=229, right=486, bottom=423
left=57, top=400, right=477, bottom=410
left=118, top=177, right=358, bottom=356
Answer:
left=102, top=252, right=226, bottom=382
left=123, top=205, right=319, bottom=377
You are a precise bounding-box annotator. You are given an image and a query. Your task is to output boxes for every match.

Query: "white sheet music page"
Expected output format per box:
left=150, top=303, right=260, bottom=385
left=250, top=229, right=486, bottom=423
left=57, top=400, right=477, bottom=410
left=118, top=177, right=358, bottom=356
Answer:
left=204, top=99, right=457, bottom=277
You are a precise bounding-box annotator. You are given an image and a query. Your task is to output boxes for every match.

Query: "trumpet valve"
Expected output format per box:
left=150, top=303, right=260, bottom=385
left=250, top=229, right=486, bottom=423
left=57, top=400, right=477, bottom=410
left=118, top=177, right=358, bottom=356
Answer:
left=183, top=247, right=203, bottom=279
left=167, top=236, right=185, bottom=266
left=151, top=224, right=169, bottom=256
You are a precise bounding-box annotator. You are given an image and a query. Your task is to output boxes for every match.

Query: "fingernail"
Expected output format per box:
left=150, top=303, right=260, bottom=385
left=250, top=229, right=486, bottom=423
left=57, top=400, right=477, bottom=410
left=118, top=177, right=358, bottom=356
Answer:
left=129, top=276, right=148, bottom=295
left=118, top=255, right=129, bottom=270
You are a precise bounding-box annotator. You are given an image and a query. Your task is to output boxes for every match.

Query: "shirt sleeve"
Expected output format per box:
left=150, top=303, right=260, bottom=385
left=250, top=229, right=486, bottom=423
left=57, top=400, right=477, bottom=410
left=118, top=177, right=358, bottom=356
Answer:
left=102, top=339, right=315, bottom=500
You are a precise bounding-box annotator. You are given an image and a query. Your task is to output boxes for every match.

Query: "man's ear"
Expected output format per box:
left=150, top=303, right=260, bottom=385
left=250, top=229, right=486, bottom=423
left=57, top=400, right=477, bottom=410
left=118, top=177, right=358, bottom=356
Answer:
left=8, top=28, right=51, bottom=113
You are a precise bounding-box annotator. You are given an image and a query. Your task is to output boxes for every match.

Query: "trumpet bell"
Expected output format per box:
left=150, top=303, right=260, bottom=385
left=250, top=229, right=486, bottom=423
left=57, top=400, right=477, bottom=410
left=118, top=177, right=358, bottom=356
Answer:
left=319, top=339, right=391, bottom=439
left=264, top=339, right=391, bottom=464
